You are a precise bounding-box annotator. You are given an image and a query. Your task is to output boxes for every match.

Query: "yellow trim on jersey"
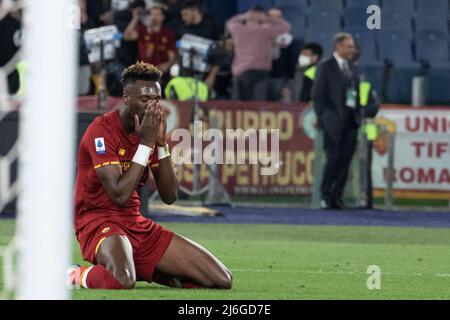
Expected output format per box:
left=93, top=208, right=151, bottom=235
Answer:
left=79, top=267, right=89, bottom=287
left=150, top=163, right=160, bottom=168
left=95, top=237, right=107, bottom=256
left=93, top=161, right=120, bottom=169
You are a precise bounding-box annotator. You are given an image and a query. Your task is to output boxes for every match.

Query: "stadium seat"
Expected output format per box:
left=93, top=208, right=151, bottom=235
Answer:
left=349, top=31, right=379, bottom=66
left=416, top=30, right=450, bottom=66
left=416, top=0, right=448, bottom=16
left=415, top=15, right=449, bottom=35
left=280, top=6, right=306, bottom=40
left=304, top=29, right=336, bottom=57
left=422, top=66, right=450, bottom=104
left=309, top=0, right=343, bottom=14
left=343, top=7, right=369, bottom=30
left=378, top=31, right=416, bottom=67
left=382, top=11, right=413, bottom=37
left=378, top=30, right=421, bottom=103
left=416, top=30, right=450, bottom=104
left=381, top=0, right=415, bottom=16
left=348, top=30, right=384, bottom=96
left=346, top=0, right=380, bottom=9
left=307, top=10, right=341, bottom=33
left=237, top=0, right=274, bottom=12
left=206, top=0, right=238, bottom=25
left=274, top=0, right=308, bottom=11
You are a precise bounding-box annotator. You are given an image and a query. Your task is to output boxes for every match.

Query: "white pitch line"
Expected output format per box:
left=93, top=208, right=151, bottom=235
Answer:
left=231, top=269, right=435, bottom=277
left=232, top=269, right=356, bottom=275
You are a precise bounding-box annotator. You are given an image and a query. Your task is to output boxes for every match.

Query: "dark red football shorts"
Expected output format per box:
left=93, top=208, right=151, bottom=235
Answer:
left=76, top=214, right=174, bottom=283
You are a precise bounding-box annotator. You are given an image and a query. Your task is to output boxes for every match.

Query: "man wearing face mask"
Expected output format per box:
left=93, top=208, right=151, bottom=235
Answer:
left=297, top=42, right=322, bottom=103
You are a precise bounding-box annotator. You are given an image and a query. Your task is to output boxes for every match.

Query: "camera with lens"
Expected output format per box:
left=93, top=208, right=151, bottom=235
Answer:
left=177, top=34, right=229, bottom=75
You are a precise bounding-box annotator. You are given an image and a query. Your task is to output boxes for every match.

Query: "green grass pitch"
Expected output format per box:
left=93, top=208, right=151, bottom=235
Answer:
left=2, top=218, right=450, bottom=299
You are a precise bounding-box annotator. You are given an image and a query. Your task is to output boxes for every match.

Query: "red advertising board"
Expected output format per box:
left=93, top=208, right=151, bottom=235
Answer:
left=77, top=97, right=315, bottom=196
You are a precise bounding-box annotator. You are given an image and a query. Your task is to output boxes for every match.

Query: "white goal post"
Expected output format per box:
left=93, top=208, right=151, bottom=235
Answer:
left=14, top=0, right=78, bottom=299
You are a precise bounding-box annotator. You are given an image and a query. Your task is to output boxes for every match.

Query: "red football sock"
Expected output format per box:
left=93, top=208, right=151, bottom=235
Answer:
left=80, top=265, right=124, bottom=289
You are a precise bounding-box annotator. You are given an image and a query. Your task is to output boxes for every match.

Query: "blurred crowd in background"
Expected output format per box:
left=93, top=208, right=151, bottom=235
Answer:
left=75, top=0, right=308, bottom=102
left=0, top=0, right=320, bottom=103
left=2, top=0, right=450, bottom=104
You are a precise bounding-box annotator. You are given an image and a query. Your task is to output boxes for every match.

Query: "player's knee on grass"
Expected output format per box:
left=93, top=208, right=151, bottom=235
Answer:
left=100, top=260, right=136, bottom=289
left=97, top=235, right=136, bottom=289
left=191, top=248, right=233, bottom=289
left=188, top=255, right=232, bottom=289
left=110, top=267, right=136, bottom=289
left=225, top=269, right=233, bottom=289
left=157, top=234, right=233, bottom=289
left=203, top=261, right=232, bottom=289
left=214, top=266, right=233, bottom=289
left=184, top=236, right=233, bottom=289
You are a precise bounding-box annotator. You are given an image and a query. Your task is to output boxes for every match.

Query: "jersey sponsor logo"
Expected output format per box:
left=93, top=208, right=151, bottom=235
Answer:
left=119, top=160, right=151, bottom=172
left=95, top=137, right=106, bottom=154
left=121, top=160, right=131, bottom=171
left=119, top=148, right=126, bottom=156
left=101, top=227, right=110, bottom=234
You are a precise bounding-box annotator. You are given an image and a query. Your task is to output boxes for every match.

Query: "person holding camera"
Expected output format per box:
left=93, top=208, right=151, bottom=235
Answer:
left=226, top=6, right=290, bottom=101
left=176, top=0, right=220, bottom=41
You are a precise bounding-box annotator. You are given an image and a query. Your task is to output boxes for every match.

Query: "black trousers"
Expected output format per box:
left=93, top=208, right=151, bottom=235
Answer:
left=232, top=70, right=269, bottom=101
left=365, top=140, right=374, bottom=209
left=321, top=114, right=358, bottom=202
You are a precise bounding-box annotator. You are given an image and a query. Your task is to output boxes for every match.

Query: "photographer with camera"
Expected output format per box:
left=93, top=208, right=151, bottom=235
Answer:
left=209, top=36, right=234, bottom=100
left=176, top=0, right=220, bottom=41
left=172, top=0, right=222, bottom=93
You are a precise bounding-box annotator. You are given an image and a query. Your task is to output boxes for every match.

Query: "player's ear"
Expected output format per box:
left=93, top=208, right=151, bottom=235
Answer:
left=123, top=92, right=128, bottom=102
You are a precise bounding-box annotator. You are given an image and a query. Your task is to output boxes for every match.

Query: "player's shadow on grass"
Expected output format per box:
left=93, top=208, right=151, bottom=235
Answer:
left=135, top=282, right=211, bottom=291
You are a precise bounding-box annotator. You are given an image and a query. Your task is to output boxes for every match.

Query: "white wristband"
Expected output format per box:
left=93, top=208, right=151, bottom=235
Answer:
left=157, top=144, right=171, bottom=160
left=132, top=144, right=153, bottom=167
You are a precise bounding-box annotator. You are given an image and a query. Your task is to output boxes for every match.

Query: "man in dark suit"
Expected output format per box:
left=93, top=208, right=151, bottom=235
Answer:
left=312, top=33, right=360, bottom=210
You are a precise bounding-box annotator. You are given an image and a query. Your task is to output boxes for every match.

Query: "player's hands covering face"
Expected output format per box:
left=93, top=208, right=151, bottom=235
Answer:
left=134, top=101, right=168, bottom=147
left=154, top=102, right=168, bottom=147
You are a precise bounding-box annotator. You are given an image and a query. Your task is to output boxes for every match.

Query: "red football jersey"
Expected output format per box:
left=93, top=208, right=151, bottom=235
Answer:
left=137, top=25, right=176, bottom=67
left=74, top=109, right=158, bottom=234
